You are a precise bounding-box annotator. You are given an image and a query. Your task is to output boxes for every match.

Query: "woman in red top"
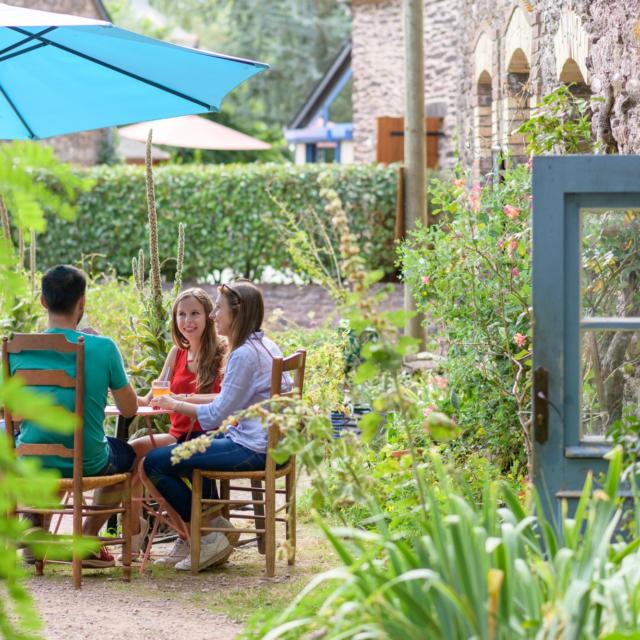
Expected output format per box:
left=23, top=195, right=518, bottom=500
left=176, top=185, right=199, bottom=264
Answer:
left=127, top=287, right=225, bottom=558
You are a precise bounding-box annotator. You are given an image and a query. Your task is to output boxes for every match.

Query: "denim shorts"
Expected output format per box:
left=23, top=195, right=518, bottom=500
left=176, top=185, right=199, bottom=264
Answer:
left=96, top=436, right=136, bottom=476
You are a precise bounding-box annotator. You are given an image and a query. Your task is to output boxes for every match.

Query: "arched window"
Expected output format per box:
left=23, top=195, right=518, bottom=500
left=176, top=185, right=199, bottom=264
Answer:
left=553, top=9, right=590, bottom=87
left=555, top=9, right=591, bottom=99
left=505, top=48, right=531, bottom=163
left=503, top=6, right=533, bottom=164
left=473, top=32, right=494, bottom=176
left=559, top=58, right=591, bottom=98
left=475, top=71, right=493, bottom=175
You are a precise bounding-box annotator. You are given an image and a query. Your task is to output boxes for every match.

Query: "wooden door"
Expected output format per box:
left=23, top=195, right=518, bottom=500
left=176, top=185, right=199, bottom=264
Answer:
left=376, top=116, right=442, bottom=167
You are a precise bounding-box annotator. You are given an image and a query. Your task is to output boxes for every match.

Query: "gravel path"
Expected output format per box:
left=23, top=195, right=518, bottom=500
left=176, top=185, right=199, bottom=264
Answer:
left=27, top=503, right=335, bottom=640
left=31, top=575, right=242, bottom=640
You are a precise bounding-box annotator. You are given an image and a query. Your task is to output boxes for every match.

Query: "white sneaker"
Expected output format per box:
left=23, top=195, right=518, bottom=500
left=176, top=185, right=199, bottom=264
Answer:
left=154, top=536, right=189, bottom=566
left=175, top=532, right=232, bottom=572
left=212, top=516, right=240, bottom=547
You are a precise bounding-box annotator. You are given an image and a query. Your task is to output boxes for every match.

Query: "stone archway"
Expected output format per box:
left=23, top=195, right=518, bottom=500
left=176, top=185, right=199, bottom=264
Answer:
left=505, top=47, right=531, bottom=163
left=502, top=6, right=533, bottom=164
left=475, top=71, right=493, bottom=175
left=473, top=31, right=494, bottom=176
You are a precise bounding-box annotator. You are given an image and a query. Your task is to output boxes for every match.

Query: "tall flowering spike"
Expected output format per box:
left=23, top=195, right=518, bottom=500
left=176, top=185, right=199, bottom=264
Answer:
left=17, top=229, right=24, bottom=267
left=131, top=256, right=138, bottom=289
left=145, top=129, right=163, bottom=316
left=137, top=248, right=145, bottom=292
left=174, top=222, right=185, bottom=295
left=319, top=174, right=367, bottom=297
left=29, top=230, right=36, bottom=294
left=0, top=197, right=11, bottom=246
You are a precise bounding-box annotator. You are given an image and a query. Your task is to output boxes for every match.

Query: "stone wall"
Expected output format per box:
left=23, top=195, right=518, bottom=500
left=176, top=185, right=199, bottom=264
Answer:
left=351, top=0, right=460, bottom=169
left=456, top=0, right=600, bottom=174
left=11, top=0, right=109, bottom=165
left=458, top=0, right=640, bottom=173
left=587, top=0, right=640, bottom=154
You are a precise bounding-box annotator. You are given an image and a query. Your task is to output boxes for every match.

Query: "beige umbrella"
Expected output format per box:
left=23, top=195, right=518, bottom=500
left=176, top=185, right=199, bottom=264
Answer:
left=118, top=115, right=271, bottom=151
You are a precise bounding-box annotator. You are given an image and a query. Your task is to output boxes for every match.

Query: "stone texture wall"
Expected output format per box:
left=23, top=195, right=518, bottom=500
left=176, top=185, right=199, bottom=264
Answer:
left=458, top=0, right=640, bottom=172
left=351, top=0, right=460, bottom=168
left=587, top=0, right=640, bottom=154
left=456, top=0, right=600, bottom=173
left=10, top=0, right=109, bottom=165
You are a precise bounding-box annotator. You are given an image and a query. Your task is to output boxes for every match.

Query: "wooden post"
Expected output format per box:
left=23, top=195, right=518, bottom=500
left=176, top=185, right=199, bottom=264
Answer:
left=403, top=0, right=426, bottom=346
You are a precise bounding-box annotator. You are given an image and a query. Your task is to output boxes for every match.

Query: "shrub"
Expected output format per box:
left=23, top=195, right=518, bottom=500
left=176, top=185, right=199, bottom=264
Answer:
left=401, top=164, right=533, bottom=472
left=38, top=163, right=402, bottom=281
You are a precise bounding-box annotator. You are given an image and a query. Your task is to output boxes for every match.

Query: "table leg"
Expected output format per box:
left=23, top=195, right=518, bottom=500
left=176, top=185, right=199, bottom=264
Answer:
left=107, top=414, right=136, bottom=535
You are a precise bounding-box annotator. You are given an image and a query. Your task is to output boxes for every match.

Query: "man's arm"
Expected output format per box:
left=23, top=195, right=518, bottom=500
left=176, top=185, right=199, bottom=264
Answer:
left=112, top=383, right=138, bottom=418
left=107, top=339, right=138, bottom=418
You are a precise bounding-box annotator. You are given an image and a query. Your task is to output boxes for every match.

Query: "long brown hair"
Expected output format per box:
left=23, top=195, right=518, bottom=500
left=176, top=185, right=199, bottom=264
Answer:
left=171, top=287, right=225, bottom=392
left=218, top=280, right=264, bottom=352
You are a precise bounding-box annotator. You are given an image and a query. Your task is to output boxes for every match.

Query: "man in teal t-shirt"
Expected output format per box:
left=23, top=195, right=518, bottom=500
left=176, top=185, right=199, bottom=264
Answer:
left=10, top=265, right=138, bottom=567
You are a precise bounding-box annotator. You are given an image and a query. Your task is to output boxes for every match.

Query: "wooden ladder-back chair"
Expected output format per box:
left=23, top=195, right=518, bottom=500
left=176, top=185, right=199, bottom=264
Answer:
left=190, top=349, right=306, bottom=577
left=1, top=333, right=132, bottom=588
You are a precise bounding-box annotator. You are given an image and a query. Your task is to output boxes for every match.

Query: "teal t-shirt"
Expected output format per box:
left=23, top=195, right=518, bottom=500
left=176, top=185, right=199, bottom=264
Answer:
left=11, top=328, right=129, bottom=477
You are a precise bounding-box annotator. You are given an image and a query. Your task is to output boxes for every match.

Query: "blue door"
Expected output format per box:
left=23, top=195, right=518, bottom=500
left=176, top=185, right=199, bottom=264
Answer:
left=532, top=156, right=640, bottom=520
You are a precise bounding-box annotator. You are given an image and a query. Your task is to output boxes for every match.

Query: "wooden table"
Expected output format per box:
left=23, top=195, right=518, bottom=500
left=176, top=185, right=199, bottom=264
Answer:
left=105, top=405, right=171, bottom=445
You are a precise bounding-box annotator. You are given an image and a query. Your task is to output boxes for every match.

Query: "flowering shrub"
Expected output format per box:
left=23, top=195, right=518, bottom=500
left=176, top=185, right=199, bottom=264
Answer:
left=401, top=163, right=533, bottom=471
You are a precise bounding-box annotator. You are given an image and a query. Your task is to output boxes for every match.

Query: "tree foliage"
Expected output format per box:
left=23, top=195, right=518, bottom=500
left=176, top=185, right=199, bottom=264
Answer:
left=146, top=0, right=351, bottom=128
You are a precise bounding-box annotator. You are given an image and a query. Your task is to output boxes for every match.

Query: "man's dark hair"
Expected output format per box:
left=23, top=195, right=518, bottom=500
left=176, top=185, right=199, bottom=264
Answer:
left=42, top=265, right=87, bottom=314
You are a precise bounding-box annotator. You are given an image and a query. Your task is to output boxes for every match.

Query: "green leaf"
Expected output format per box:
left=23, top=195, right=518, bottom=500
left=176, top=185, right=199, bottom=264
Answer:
left=396, top=335, right=420, bottom=356
left=423, top=411, right=461, bottom=442
left=385, top=309, right=416, bottom=328
left=364, top=269, right=385, bottom=286
left=359, top=412, right=382, bottom=442
left=0, top=376, right=79, bottom=434
left=354, top=360, right=379, bottom=384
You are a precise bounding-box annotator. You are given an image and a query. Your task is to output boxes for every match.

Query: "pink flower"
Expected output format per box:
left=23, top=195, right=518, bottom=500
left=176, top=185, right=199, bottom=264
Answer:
left=453, top=178, right=465, bottom=189
left=514, top=333, right=527, bottom=348
left=504, top=205, right=521, bottom=219
left=511, top=267, right=520, bottom=277
left=423, top=405, right=437, bottom=417
left=432, top=376, right=448, bottom=390
left=468, top=184, right=482, bottom=212
left=497, top=239, right=505, bottom=249
left=422, top=276, right=431, bottom=285
left=508, top=239, right=518, bottom=255
left=527, top=157, right=533, bottom=172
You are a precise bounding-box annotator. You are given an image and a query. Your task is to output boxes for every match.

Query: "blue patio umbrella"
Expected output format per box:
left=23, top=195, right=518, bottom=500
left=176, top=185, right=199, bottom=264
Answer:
left=0, top=3, right=268, bottom=140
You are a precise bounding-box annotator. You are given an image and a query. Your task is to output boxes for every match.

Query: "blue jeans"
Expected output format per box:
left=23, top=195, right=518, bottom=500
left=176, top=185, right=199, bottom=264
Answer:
left=143, top=434, right=266, bottom=522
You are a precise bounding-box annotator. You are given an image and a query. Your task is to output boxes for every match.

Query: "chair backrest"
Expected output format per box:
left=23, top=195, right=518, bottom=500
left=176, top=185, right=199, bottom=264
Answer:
left=1, top=333, right=85, bottom=480
left=266, top=349, right=306, bottom=459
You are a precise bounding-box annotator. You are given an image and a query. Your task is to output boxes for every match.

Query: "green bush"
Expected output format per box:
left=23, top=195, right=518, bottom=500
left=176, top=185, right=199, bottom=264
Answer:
left=38, top=163, right=401, bottom=281
left=401, top=164, right=533, bottom=472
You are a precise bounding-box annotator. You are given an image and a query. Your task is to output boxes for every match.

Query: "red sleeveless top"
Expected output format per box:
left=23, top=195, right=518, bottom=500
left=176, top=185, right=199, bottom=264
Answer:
left=169, top=348, right=222, bottom=438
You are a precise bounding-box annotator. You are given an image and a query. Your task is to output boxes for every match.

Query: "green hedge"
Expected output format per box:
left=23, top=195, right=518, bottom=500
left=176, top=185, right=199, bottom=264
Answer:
left=39, top=163, right=401, bottom=281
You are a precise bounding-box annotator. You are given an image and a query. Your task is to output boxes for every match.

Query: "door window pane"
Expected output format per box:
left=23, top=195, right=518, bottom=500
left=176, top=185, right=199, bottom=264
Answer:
left=581, top=208, right=640, bottom=318
left=581, top=329, right=640, bottom=440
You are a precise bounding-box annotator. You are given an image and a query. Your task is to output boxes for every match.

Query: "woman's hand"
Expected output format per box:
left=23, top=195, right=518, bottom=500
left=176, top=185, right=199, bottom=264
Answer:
left=137, top=394, right=150, bottom=407
left=151, top=394, right=178, bottom=411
